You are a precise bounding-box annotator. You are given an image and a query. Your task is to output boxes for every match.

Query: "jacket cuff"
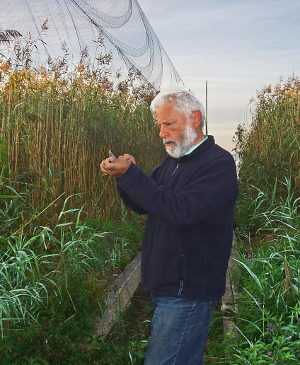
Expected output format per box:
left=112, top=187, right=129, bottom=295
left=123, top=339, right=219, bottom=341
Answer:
left=116, top=162, right=140, bottom=189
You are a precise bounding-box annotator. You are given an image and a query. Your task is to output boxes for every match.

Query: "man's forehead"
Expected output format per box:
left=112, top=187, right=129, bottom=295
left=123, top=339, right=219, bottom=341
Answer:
left=156, top=101, right=175, bottom=112
left=156, top=102, right=185, bottom=117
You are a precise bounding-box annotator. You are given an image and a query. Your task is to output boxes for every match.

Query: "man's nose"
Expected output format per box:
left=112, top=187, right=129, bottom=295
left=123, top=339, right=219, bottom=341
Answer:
left=159, top=126, right=168, bottom=139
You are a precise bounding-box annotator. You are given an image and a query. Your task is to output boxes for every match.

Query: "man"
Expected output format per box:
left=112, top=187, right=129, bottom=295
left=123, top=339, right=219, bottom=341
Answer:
left=100, top=86, right=239, bottom=364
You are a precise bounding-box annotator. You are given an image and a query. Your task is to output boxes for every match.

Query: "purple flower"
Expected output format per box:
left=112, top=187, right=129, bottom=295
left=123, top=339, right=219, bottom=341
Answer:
left=266, top=323, right=275, bottom=331
left=248, top=253, right=253, bottom=260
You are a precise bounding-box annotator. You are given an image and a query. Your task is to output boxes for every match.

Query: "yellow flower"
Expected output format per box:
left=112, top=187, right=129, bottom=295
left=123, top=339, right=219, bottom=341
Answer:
left=77, top=63, right=84, bottom=74
left=0, top=61, right=9, bottom=73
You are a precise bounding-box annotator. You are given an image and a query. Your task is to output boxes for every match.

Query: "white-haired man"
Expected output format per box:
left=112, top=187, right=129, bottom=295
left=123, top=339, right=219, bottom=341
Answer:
left=100, top=86, right=239, bottom=365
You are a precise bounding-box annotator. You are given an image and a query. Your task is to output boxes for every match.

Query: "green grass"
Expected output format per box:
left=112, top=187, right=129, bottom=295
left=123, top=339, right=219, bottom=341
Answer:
left=0, top=187, right=146, bottom=363
left=0, top=286, right=152, bottom=364
left=226, top=73, right=300, bottom=363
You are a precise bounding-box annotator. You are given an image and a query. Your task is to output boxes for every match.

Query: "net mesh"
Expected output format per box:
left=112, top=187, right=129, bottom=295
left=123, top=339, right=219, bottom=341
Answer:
left=0, top=0, right=183, bottom=91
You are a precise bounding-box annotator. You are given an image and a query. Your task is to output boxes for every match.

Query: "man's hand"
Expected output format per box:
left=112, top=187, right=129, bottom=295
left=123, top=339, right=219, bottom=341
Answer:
left=100, top=154, right=136, bottom=178
left=118, top=154, right=136, bottom=164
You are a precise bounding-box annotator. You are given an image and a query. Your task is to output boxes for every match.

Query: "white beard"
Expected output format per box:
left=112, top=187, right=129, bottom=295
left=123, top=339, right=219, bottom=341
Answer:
left=164, top=123, right=197, bottom=159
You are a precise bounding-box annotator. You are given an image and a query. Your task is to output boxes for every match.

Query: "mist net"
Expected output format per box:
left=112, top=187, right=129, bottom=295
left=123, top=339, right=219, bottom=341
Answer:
left=0, top=0, right=183, bottom=91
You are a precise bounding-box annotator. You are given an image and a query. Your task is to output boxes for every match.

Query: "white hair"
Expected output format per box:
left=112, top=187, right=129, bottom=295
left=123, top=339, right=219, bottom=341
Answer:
left=150, top=86, right=206, bottom=130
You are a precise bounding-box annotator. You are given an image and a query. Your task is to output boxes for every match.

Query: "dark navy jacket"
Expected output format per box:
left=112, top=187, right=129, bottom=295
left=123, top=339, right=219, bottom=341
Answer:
left=117, top=136, right=239, bottom=301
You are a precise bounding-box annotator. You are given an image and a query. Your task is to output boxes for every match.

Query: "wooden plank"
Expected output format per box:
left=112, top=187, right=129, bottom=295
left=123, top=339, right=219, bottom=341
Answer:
left=83, top=251, right=141, bottom=345
left=221, top=234, right=239, bottom=338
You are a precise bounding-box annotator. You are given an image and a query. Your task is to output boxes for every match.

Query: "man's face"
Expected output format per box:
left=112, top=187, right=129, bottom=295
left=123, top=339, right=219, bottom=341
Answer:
left=156, top=102, right=197, bottom=158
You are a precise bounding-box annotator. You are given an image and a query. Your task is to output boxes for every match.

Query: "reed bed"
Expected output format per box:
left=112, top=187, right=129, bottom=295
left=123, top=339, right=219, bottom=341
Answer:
left=223, top=179, right=300, bottom=364
left=0, top=63, right=164, bottom=223
left=224, top=75, right=300, bottom=364
left=233, top=74, right=300, bottom=204
left=0, top=54, right=162, bottom=363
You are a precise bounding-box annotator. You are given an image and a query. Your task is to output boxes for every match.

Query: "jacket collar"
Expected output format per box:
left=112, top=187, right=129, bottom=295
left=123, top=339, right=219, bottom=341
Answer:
left=175, top=135, right=215, bottom=163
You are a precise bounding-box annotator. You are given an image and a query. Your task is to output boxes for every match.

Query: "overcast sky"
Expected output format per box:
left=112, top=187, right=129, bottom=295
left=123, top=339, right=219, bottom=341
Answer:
left=137, top=0, right=300, bottom=151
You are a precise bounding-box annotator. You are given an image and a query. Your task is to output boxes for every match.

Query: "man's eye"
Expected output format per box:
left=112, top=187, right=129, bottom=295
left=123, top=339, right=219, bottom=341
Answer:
left=157, top=122, right=175, bottom=129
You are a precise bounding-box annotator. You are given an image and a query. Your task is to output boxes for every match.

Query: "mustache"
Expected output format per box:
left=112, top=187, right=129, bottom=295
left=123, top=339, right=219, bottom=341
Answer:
left=163, top=138, right=176, bottom=146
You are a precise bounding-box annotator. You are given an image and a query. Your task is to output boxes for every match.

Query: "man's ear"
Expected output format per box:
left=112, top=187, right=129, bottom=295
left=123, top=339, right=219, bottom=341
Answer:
left=191, top=110, right=202, bottom=128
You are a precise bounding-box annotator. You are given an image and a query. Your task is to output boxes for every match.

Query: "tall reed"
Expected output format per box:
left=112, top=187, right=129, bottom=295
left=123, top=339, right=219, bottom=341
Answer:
left=233, top=74, right=300, bottom=203
left=230, top=76, right=300, bottom=363
left=0, top=61, right=164, bottom=222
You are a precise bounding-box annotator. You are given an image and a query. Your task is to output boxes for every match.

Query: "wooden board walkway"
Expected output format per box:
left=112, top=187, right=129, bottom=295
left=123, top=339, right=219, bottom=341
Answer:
left=93, top=251, right=142, bottom=338
left=85, top=234, right=239, bottom=343
left=221, top=234, right=239, bottom=338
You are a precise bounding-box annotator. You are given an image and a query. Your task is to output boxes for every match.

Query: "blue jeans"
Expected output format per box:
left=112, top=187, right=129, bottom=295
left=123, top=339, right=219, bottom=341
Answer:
left=144, top=295, right=219, bottom=365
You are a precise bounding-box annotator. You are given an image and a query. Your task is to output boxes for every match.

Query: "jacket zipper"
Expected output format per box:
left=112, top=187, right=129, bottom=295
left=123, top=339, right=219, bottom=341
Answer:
left=178, top=280, right=184, bottom=296
left=172, top=162, right=179, bottom=176
left=173, top=160, right=183, bottom=297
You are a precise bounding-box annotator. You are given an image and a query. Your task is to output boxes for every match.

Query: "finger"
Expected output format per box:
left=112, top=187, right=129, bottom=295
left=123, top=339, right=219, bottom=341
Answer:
left=120, top=154, right=136, bottom=164
left=100, top=162, right=109, bottom=175
left=101, top=158, right=115, bottom=171
left=102, top=157, right=116, bottom=168
left=102, top=159, right=122, bottom=172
